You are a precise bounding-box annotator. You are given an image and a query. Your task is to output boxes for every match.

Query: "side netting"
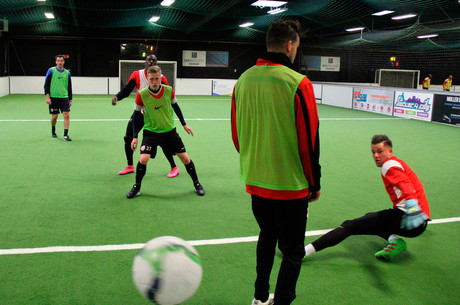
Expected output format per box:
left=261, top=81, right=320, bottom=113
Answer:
left=119, top=60, right=177, bottom=93
left=375, top=69, right=420, bottom=89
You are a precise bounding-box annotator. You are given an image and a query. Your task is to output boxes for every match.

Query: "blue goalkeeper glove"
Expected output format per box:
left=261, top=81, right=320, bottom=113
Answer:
left=401, top=199, right=428, bottom=230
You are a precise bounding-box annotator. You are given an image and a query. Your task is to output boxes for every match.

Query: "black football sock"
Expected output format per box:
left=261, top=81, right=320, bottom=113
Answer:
left=64, top=129, right=69, bottom=136
left=52, top=126, right=56, bottom=134
left=135, top=162, right=147, bottom=185
left=185, top=160, right=199, bottom=183
left=162, top=147, right=176, bottom=168
left=124, top=136, right=134, bottom=166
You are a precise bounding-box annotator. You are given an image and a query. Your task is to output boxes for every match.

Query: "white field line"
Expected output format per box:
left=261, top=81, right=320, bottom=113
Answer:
left=0, top=217, right=458, bottom=256
left=0, top=117, right=400, bottom=122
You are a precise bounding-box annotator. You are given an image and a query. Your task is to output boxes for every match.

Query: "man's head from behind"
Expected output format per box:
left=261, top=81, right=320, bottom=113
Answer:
left=266, top=20, right=301, bottom=63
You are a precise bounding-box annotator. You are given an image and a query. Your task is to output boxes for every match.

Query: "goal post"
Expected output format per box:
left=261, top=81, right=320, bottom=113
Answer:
left=118, top=60, right=177, bottom=93
left=375, top=69, right=420, bottom=89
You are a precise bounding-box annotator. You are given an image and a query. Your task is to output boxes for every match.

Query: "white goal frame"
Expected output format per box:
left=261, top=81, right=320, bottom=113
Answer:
left=375, top=69, right=420, bottom=89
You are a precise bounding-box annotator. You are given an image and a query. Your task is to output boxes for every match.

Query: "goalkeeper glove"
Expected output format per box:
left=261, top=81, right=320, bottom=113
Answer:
left=401, top=199, right=428, bottom=230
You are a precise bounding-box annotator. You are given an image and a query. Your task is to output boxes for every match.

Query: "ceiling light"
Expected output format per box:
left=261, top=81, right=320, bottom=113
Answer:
left=251, top=1, right=287, bottom=8
left=268, top=7, right=287, bottom=14
left=239, top=22, right=254, bottom=28
left=44, top=12, right=54, bottom=19
left=417, top=34, right=438, bottom=39
left=391, top=14, right=417, bottom=20
left=160, top=0, right=175, bottom=6
left=37, top=0, right=46, bottom=2
left=149, top=16, right=160, bottom=23
left=372, top=10, right=394, bottom=16
left=346, top=27, right=365, bottom=32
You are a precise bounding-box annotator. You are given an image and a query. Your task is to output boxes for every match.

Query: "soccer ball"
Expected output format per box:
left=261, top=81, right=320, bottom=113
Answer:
left=132, top=236, right=203, bottom=304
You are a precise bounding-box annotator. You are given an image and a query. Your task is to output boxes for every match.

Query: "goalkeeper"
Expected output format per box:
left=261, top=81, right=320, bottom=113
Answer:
left=304, top=134, right=430, bottom=260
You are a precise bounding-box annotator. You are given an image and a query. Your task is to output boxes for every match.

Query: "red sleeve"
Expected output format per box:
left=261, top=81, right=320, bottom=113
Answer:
left=161, top=75, right=170, bottom=86
left=294, top=77, right=321, bottom=191
left=129, top=71, right=141, bottom=90
left=171, top=88, right=175, bottom=99
left=385, top=167, right=418, bottom=201
left=231, top=85, right=240, bottom=152
left=135, top=92, right=144, bottom=107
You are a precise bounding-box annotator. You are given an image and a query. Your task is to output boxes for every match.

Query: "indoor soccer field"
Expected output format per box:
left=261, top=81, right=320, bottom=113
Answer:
left=0, top=94, right=459, bottom=304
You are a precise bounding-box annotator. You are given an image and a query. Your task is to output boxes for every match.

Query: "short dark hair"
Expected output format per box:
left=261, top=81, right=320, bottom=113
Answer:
left=266, top=20, right=301, bottom=49
left=55, top=55, right=65, bottom=60
left=146, top=65, right=162, bottom=75
left=371, top=134, right=392, bottom=148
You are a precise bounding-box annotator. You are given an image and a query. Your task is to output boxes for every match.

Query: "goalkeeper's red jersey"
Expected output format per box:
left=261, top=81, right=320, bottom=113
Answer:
left=381, top=156, right=430, bottom=219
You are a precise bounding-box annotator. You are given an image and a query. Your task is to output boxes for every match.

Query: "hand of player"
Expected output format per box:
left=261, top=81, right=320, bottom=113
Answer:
left=131, top=138, right=138, bottom=151
left=401, top=199, right=428, bottom=230
left=46, top=97, right=52, bottom=105
left=308, top=190, right=321, bottom=202
left=112, top=96, right=118, bottom=106
left=69, top=100, right=72, bottom=107
left=184, top=125, right=193, bottom=136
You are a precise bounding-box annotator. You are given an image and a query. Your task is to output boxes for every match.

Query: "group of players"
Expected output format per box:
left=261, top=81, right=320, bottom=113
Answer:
left=45, top=31, right=431, bottom=304
left=45, top=54, right=205, bottom=198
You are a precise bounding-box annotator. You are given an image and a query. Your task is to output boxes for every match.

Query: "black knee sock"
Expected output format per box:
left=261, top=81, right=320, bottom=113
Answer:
left=64, top=129, right=68, bottom=136
left=162, top=147, right=176, bottom=168
left=124, top=137, right=134, bottom=166
left=52, top=126, right=56, bottom=134
left=184, top=159, right=199, bottom=183
left=135, top=162, right=147, bottom=185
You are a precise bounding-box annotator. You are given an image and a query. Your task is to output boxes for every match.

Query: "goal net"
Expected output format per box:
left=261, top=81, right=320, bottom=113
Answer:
left=118, top=60, right=177, bottom=93
left=375, top=69, right=420, bottom=89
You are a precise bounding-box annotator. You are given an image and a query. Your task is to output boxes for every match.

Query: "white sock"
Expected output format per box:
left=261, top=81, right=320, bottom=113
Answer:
left=388, top=234, right=399, bottom=242
left=304, top=244, right=316, bottom=256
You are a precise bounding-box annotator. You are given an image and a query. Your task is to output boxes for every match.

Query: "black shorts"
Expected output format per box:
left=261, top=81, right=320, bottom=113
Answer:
left=125, top=113, right=145, bottom=138
left=49, top=97, right=70, bottom=114
left=140, top=128, right=186, bottom=158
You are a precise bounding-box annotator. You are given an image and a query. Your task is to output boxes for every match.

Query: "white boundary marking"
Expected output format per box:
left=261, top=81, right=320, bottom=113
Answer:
left=0, top=117, right=400, bottom=122
left=1, top=217, right=458, bottom=256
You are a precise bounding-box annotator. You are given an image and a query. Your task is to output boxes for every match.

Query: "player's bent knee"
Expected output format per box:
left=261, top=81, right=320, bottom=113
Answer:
left=140, top=155, right=150, bottom=165
left=177, top=153, right=190, bottom=164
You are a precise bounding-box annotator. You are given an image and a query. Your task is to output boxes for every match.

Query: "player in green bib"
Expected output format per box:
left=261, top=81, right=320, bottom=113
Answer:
left=126, top=66, right=205, bottom=198
left=44, top=55, right=73, bottom=141
left=232, top=20, right=321, bottom=305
